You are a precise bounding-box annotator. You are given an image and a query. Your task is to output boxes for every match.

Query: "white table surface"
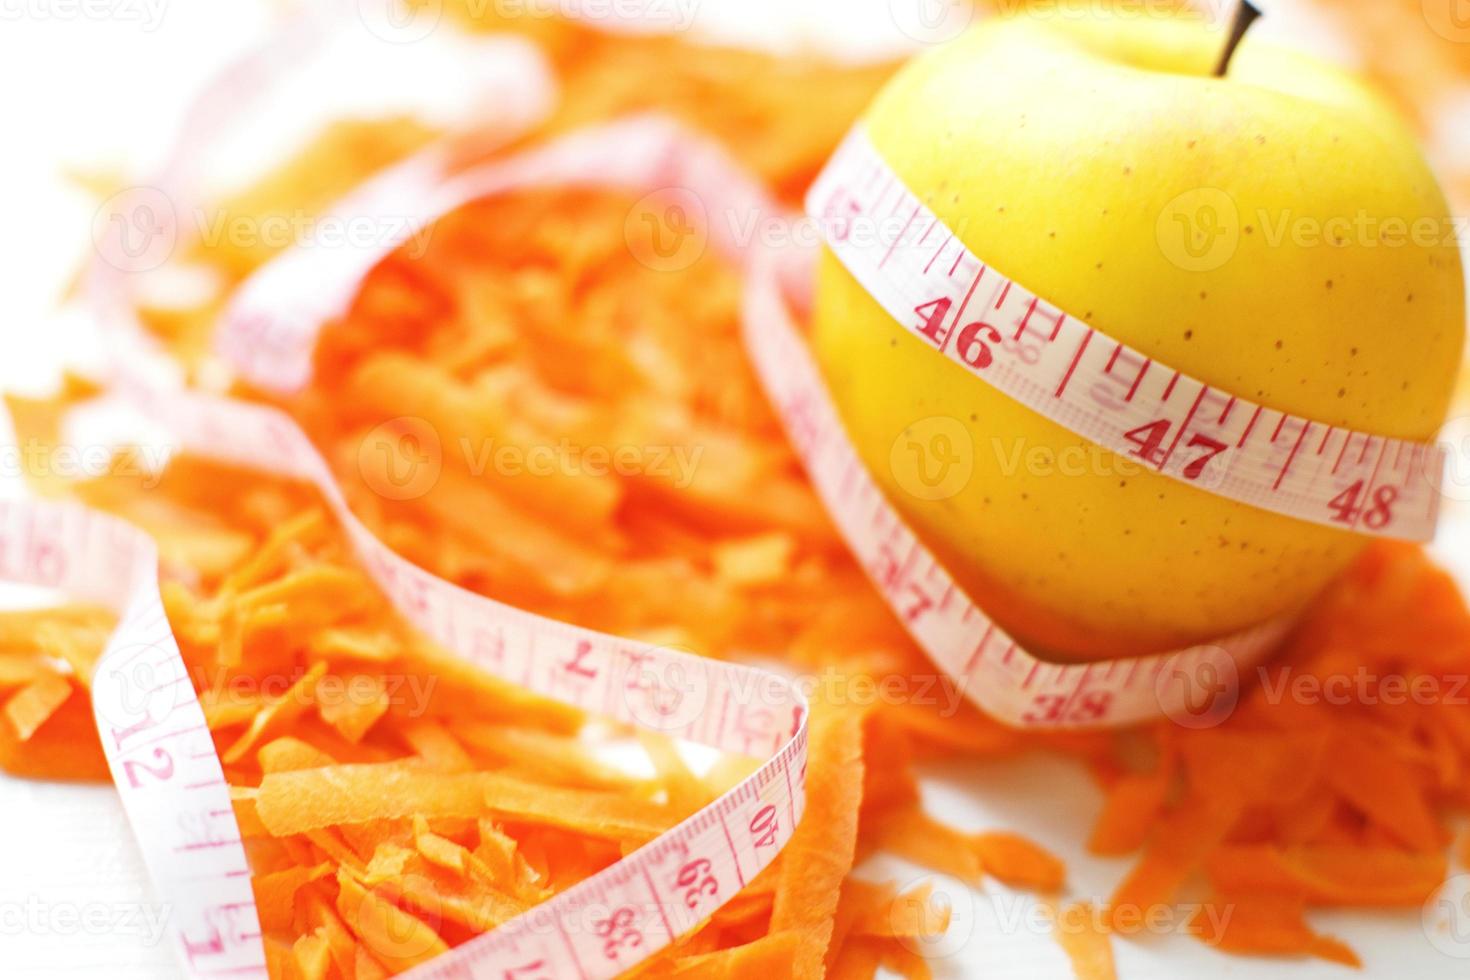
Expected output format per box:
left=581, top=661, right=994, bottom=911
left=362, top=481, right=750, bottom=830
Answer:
left=1, top=1, right=1468, bottom=977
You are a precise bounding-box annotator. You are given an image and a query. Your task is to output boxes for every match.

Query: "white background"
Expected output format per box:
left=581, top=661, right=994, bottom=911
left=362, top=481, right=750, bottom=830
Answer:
left=1, top=1, right=1468, bottom=977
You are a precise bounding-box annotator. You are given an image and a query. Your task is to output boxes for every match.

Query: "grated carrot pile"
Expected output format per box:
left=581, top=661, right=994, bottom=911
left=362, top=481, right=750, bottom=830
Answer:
left=0, top=450, right=975, bottom=978
left=1096, top=542, right=1470, bottom=965
left=7, top=4, right=1470, bottom=979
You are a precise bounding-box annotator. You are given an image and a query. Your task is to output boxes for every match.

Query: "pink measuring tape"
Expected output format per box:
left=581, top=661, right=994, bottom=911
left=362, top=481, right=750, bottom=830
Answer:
left=36, top=17, right=813, bottom=978
left=805, top=126, right=1447, bottom=542
left=71, top=117, right=814, bottom=980
left=7, top=51, right=1448, bottom=980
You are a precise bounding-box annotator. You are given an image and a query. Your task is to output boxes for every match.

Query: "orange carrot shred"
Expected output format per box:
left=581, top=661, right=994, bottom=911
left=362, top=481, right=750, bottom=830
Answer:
left=666, top=931, right=801, bottom=978
left=770, top=698, right=866, bottom=980
left=334, top=870, right=448, bottom=971
left=3, top=671, right=73, bottom=741
left=973, top=832, right=1066, bottom=892
left=1051, top=902, right=1117, bottom=980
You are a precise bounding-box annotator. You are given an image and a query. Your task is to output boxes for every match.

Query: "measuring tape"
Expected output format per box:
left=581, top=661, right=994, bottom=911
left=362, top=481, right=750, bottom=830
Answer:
left=805, top=125, right=1447, bottom=542
left=81, top=230, right=808, bottom=980
left=27, top=49, right=1451, bottom=980
left=71, top=113, right=810, bottom=980
left=0, top=496, right=265, bottom=976
left=214, top=113, right=1299, bottom=732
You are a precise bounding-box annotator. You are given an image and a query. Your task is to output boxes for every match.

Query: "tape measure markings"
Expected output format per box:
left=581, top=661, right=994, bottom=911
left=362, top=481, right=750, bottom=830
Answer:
left=0, top=497, right=270, bottom=977
left=741, top=237, right=1291, bottom=729
left=58, top=107, right=1375, bottom=980
left=77, top=120, right=817, bottom=980
left=809, top=126, right=1445, bottom=541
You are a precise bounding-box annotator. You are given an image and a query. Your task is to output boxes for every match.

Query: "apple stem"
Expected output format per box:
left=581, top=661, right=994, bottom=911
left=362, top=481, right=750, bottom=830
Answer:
left=1213, top=0, right=1264, bottom=77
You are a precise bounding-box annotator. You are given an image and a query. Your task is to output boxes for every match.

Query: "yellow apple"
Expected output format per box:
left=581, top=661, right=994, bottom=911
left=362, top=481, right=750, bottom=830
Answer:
left=812, top=11, right=1465, bottom=660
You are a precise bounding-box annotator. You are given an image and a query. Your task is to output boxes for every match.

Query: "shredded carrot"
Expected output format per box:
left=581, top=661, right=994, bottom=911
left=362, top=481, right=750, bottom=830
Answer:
left=1051, top=902, right=1116, bottom=980
left=334, top=871, right=449, bottom=971
left=3, top=670, right=73, bottom=741
left=663, top=931, right=800, bottom=978
left=1087, top=752, right=1175, bottom=855
left=1189, top=894, right=1361, bottom=967
left=1108, top=794, right=1241, bottom=927
left=770, top=697, right=867, bottom=980
left=973, top=832, right=1066, bottom=892
left=1206, top=843, right=1446, bottom=906
left=5, top=8, right=1469, bottom=978
left=864, top=805, right=984, bottom=885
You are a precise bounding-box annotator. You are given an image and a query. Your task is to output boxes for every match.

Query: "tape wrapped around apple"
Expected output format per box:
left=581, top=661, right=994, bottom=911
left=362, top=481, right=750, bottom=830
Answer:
left=812, top=8, right=1465, bottom=661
